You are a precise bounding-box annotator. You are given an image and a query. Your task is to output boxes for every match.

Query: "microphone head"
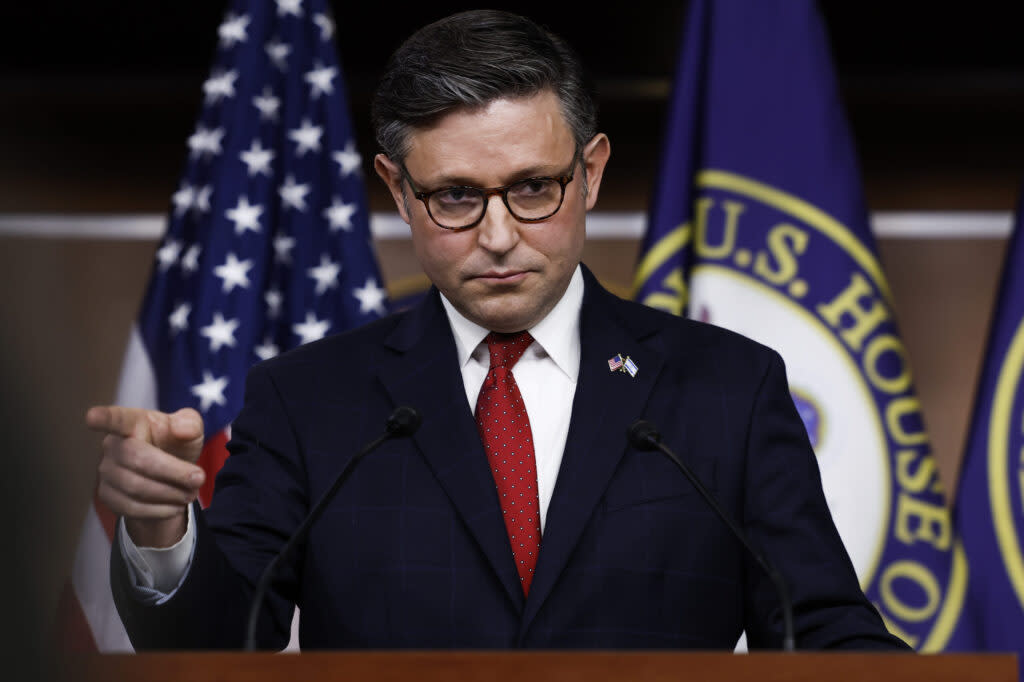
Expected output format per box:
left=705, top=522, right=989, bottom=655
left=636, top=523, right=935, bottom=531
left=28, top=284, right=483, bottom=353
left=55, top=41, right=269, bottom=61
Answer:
left=627, top=419, right=662, bottom=451
left=386, top=406, right=422, bottom=437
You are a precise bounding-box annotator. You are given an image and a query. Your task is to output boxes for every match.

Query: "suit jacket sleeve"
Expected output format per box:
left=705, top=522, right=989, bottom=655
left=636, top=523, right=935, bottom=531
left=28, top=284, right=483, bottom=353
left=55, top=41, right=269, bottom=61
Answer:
left=740, top=350, right=906, bottom=649
left=111, top=361, right=303, bottom=650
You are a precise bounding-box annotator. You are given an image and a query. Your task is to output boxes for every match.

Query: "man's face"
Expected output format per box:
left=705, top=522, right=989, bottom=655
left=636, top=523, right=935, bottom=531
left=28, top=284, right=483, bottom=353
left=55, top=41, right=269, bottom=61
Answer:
left=376, top=90, right=610, bottom=333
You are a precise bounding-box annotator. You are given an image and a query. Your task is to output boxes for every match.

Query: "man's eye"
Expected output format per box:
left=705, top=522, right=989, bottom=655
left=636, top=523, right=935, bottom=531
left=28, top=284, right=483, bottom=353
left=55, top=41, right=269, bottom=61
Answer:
left=515, top=179, right=551, bottom=196
left=435, top=188, right=477, bottom=204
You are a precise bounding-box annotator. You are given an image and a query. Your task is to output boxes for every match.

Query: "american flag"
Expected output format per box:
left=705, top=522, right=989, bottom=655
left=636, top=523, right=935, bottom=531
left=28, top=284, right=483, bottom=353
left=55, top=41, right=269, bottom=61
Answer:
left=608, top=354, right=624, bottom=372
left=58, top=0, right=388, bottom=651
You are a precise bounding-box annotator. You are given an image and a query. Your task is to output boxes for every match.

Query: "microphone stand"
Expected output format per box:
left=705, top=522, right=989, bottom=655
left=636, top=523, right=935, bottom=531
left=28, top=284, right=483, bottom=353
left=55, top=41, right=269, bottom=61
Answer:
left=628, top=419, right=796, bottom=651
left=244, top=406, right=421, bottom=651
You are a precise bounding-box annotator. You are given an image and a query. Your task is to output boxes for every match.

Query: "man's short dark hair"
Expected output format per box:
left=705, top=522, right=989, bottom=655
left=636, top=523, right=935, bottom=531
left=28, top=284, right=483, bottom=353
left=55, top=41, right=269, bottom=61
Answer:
left=372, top=10, right=598, bottom=164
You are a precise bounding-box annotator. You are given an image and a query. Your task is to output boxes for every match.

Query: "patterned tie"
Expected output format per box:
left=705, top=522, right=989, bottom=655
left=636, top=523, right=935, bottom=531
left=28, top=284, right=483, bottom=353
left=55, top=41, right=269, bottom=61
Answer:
left=475, top=331, right=542, bottom=596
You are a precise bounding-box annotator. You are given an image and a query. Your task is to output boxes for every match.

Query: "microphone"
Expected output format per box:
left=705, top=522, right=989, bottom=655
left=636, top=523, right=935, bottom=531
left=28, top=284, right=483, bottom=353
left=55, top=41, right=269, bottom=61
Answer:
left=626, top=419, right=796, bottom=652
left=244, top=406, right=422, bottom=651
left=385, top=405, right=422, bottom=437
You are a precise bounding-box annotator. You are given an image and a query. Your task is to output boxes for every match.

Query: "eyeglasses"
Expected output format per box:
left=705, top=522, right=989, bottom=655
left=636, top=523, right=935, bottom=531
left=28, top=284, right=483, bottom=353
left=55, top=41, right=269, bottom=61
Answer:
left=402, top=155, right=578, bottom=230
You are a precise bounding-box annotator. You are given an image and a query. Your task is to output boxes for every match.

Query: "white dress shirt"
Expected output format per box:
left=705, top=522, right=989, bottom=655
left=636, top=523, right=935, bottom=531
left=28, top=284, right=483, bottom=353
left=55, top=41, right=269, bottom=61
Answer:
left=439, top=265, right=582, bottom=532
left=121, top=265, right=584, bottom=595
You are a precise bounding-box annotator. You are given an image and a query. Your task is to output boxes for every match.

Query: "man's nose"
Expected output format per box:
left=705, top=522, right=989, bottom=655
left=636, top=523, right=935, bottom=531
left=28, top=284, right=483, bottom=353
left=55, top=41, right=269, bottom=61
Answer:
left=475, top=194, right=520, bottom=255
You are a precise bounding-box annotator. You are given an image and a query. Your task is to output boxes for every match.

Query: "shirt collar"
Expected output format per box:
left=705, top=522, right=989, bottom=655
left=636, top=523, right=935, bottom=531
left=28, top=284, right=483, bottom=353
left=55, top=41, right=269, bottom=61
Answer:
left=440, top=265, right=584, bottom=380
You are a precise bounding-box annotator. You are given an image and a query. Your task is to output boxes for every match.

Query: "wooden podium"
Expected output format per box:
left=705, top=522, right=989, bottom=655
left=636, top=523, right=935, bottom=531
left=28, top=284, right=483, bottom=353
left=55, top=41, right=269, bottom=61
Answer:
left=73, top=651, right=1017, bottom=682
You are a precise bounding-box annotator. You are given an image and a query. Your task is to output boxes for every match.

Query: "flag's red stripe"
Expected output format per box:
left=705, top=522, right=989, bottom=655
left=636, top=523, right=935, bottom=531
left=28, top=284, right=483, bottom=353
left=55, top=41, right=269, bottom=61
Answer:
left=55, top=581, right=98, bottom=653
left=198, top=428, right=230, bottom=508
left=92, top=494, right=118, bottom=541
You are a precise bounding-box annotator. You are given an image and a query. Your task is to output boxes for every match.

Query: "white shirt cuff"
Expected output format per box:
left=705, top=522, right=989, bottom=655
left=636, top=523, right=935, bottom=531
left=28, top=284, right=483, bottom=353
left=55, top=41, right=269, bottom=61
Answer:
left=118, top=504, right=197, bottom=603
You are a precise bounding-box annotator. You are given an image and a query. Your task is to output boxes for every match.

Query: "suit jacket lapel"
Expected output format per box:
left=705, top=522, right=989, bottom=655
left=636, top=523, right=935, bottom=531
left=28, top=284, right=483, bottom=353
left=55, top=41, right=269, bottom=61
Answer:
left=521, top=268, right=666, bottom=631
left=377, top=289, right=526, bottom=611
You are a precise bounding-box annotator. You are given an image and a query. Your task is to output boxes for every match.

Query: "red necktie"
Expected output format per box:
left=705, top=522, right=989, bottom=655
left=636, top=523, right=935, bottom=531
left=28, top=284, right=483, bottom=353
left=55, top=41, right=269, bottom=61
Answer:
left=476, top=331, right=542, bottom=595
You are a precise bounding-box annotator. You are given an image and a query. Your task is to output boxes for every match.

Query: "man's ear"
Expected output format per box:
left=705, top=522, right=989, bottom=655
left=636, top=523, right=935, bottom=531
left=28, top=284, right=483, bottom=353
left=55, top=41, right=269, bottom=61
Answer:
left=581, top=133, right=611, bottom=211
left=374, top=154, right=411, bottom=223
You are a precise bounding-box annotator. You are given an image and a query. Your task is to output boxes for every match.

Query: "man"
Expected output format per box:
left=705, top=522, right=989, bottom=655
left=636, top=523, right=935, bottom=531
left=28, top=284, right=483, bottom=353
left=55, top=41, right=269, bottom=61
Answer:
left=89, top=10, right=907, bottom=650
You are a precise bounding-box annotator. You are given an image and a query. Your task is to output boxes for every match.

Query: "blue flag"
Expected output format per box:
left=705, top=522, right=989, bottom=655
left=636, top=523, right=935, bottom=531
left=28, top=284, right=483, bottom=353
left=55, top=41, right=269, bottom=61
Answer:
left=135, top=0, right=388, bottom=454
left=633, top=0, right=964, bottom=650
left=949, top=187, right=1024, bottom=674
left=64, top=0, right=387, bottom=651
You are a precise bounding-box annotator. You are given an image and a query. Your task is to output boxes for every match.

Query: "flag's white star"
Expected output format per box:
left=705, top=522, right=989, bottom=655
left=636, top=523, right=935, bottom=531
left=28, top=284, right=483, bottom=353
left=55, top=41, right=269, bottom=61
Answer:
left=191, top=371, right=229, bottom=412
left=332, top=141, right=362, bottom=177
left=218, top=13, right=250, bottom=48
left=254, top=338, right=280, bottom=361
left=279, top=175, right=311, bottom=211
left=200, top=312, right=240, bottom=352
left=313, top=13, right=334, bottom=40
left=265, top=288, right=283, bottom=319
left=168, top=302, right=191, bottom=334
left=172, top=184, right=194, bottom=216
left=194, top=185, right=212, bottom=213
left=353, top=277, right=388, bottom=316
left=276, top=0, right=303, bottom=17
left=187, top=126, right=225, bottom=159
left=304, top=62, right=337, bottom=99
left=156, top=239, right=182, bottom=271
left=323, top=196, right=357, bottom=231
left=181, top=244, right=201, bottom=274
left=265, top=37, right=291, bottom=71
left=172, top=183, right=212, bottom=215
left=308, top=254, right=341, bottom=295
left=203, top=70, right=238, bottom=104
left=288, top=118, right=322, bottom=156
left=273, top=234, right=295, bottom=264
left=240, top=139, right=275, bottom=176
left=293, top=312, right=330, bottom=345
left=253, top=87, right=281, bottom=121
left=213, top=252, right=253, bottom=292
left=225, top=195, right=263, bottom=235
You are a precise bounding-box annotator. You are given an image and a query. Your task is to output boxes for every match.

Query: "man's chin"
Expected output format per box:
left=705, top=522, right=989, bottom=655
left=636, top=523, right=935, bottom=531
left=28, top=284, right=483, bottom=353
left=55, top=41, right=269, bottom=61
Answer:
left=465, top=295, right=541, bottom=333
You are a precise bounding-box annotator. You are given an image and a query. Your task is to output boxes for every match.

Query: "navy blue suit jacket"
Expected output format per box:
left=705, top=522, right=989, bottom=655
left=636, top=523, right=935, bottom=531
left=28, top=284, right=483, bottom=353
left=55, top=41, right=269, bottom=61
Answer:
left=112, top=267, right=906, bottom=651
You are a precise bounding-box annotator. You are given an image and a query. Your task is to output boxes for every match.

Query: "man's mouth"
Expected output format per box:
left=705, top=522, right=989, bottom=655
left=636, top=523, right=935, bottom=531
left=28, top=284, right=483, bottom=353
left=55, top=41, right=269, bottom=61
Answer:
left=473, top=269, right=529, bottom=284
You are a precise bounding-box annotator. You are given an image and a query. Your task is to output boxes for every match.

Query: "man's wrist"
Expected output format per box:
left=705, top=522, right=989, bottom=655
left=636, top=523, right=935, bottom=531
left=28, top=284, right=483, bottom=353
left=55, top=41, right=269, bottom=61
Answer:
left=124, top=509, right=189, bottom=549
left=120, top=504, right=196, bottom=597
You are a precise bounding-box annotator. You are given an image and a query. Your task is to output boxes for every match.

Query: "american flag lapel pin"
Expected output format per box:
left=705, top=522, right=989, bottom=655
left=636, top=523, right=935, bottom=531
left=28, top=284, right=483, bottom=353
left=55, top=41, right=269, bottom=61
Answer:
left=608, top=353, right=638, bottom=377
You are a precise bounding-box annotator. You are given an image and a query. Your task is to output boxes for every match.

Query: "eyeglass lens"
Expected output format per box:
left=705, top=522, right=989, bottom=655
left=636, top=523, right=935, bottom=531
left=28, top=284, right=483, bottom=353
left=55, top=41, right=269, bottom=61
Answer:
left=429, top=177, right=563, bottom=228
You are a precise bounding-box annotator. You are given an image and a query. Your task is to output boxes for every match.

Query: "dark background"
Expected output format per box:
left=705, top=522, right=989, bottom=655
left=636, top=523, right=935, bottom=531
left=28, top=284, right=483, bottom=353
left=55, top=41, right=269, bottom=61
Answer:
left=2, top=1, right=1023, bottom=213
left=0, top=3, right=1017, bottom=657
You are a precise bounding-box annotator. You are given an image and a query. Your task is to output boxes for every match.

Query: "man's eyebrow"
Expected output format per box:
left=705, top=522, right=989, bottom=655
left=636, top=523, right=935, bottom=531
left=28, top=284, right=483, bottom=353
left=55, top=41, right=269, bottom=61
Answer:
left=425, top=163, right=565, bottom=187
left=423, top=163, right=568, bottom=189
left=420, top=173, right=485, bottom=189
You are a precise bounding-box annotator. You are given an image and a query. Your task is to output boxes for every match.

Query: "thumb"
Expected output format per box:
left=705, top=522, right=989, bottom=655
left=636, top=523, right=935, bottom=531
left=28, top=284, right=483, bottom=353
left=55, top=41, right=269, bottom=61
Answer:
left=149, top=408, right=206, bottom=465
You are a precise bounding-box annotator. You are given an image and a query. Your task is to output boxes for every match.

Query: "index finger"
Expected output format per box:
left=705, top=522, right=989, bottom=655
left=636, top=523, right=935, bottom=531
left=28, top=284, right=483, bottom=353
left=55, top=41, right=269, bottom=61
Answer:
left=85, top=405, right=153, bottom=441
